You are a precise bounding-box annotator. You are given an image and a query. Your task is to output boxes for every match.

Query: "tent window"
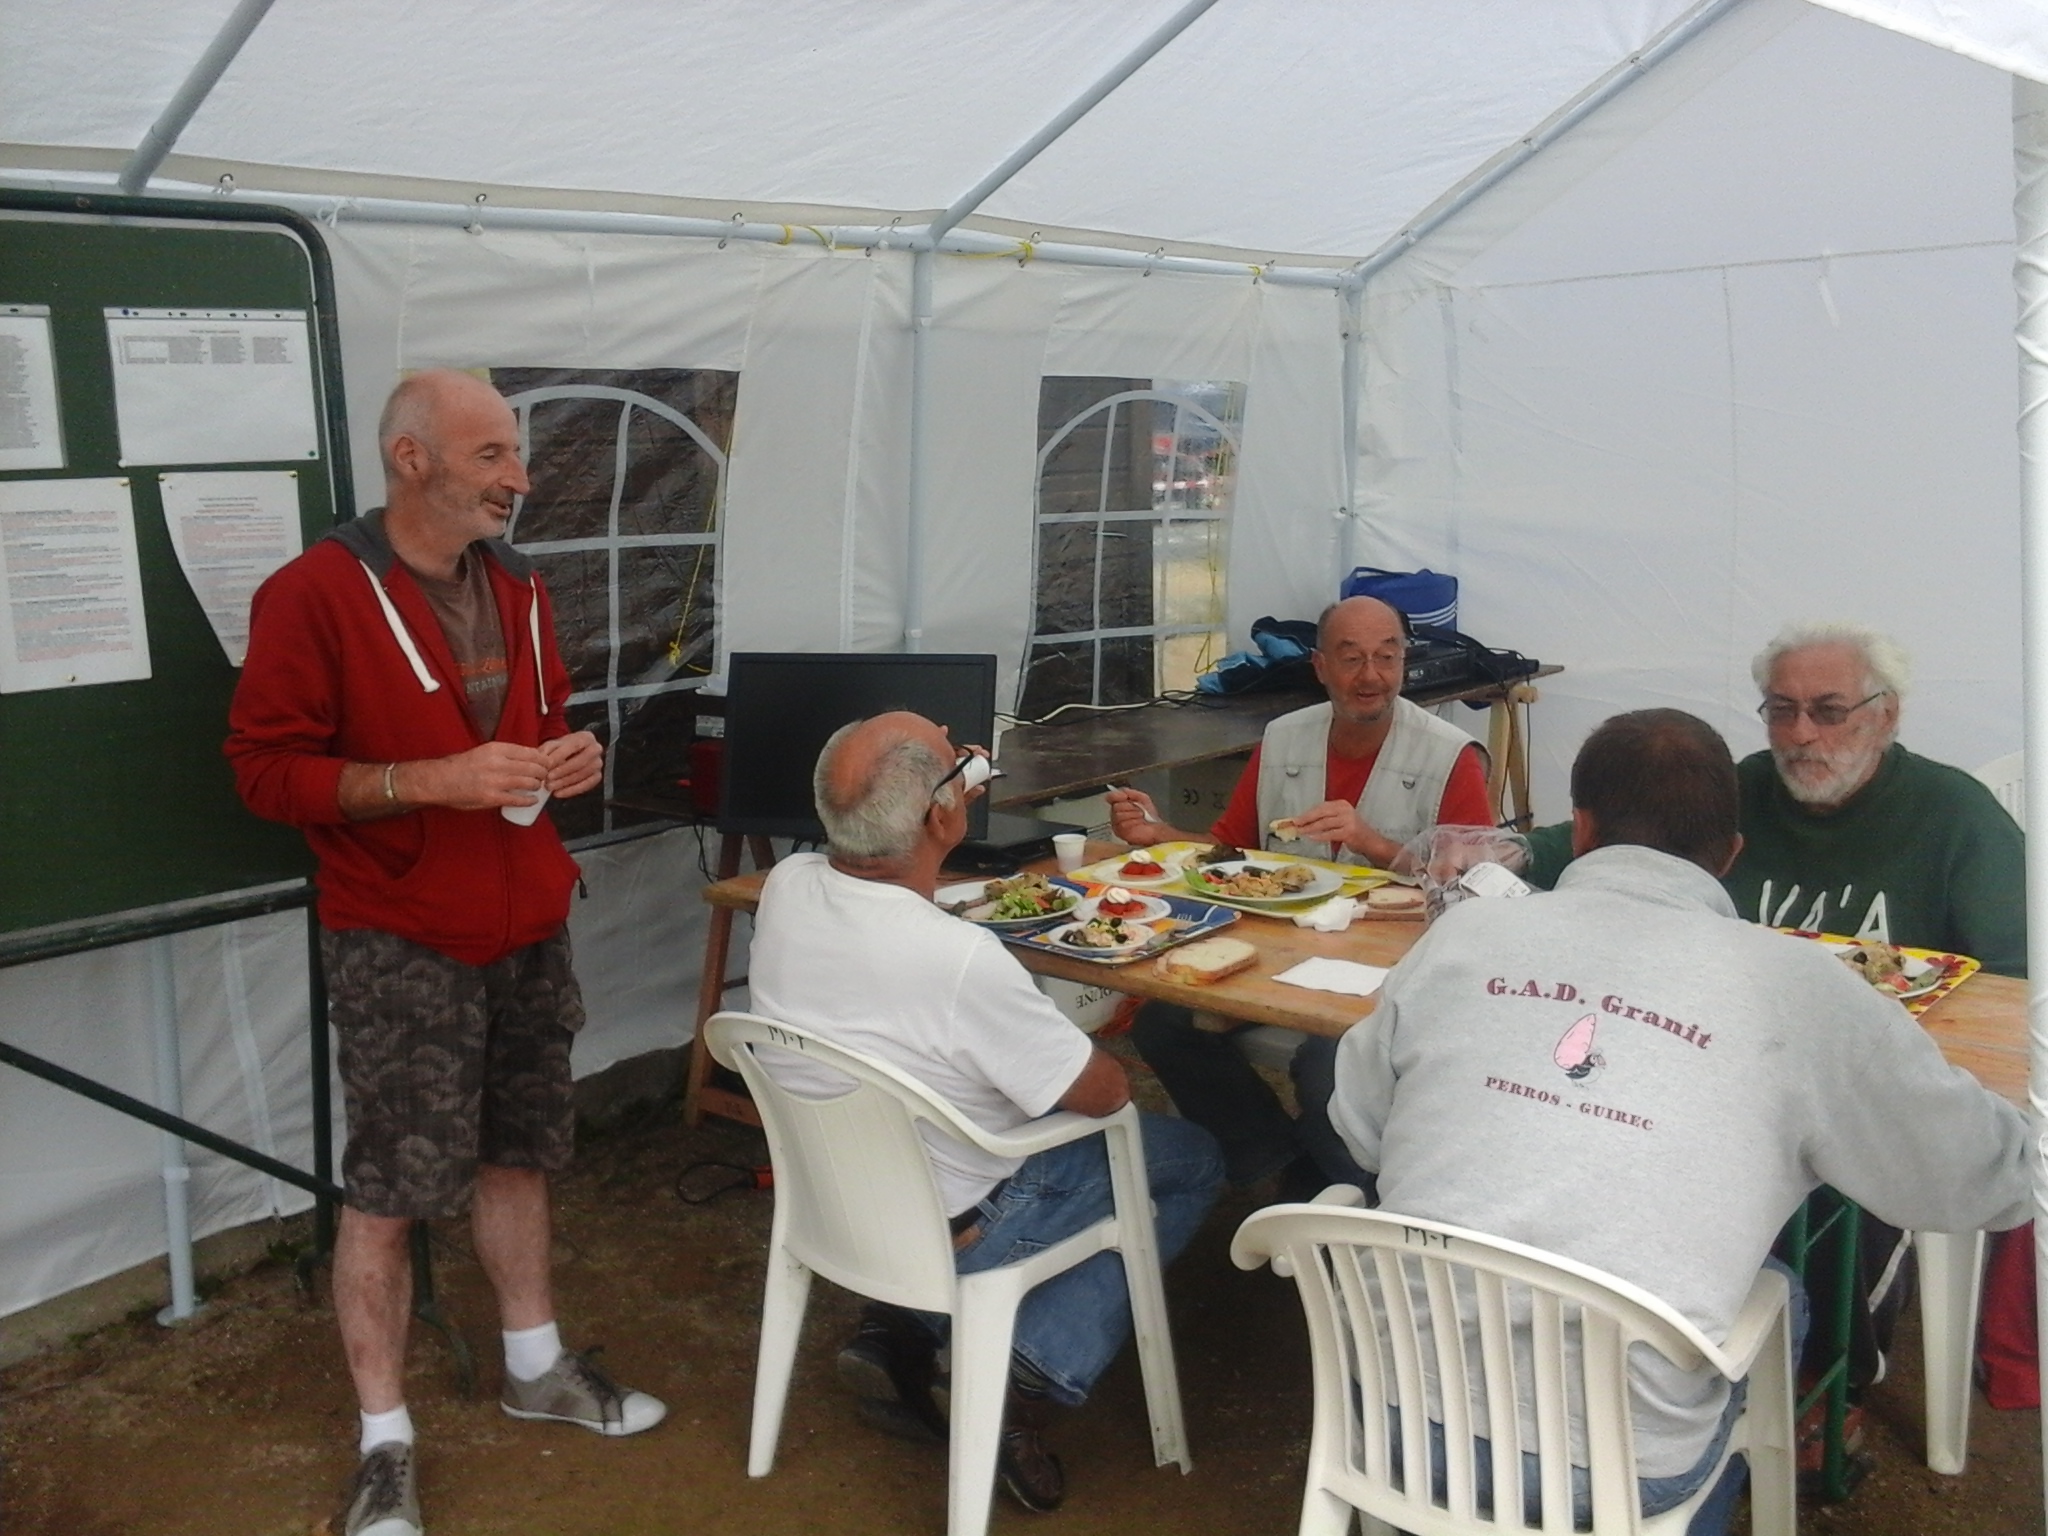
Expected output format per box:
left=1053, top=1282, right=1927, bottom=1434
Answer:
left=490, top=367, right=737, bottom=841
left=1020, top=377, right=1242, bottom=719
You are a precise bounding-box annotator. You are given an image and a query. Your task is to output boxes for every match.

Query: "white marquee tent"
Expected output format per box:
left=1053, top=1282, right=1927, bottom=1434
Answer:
left=3, top=0, right=2045, bottom=1475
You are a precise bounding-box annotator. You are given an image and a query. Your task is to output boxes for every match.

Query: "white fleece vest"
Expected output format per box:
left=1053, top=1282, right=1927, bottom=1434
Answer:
left=1255, top=697, right=1479, bottom=863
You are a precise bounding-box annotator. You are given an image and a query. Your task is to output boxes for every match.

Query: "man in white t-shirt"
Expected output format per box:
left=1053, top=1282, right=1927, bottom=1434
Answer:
left=747, top=711, right=1223, bottom=1514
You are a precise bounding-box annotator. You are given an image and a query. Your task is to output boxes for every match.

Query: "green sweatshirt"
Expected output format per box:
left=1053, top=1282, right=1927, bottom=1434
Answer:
left=1521, top=744, right=2026, bottom=977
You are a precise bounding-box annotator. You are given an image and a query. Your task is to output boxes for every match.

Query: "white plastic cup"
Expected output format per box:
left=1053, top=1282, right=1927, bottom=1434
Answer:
left=1052, top=832, right=1088, bottom=873
left=502, top=786, right=550, bottom=825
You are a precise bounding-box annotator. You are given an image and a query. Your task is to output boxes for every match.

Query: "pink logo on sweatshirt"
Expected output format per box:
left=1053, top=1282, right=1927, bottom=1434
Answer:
left=1553, top=1014, right=1603, bottom=1083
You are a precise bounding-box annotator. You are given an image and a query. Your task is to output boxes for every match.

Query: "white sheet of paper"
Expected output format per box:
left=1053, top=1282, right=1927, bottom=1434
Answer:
left=159, top=470, right=304, bottom=666
left=0, top=306, right=64, bottom=471
left=1271, top=957, right=1390, bottom=997
left=0, top=476, right=152, bottom=692
left=104, top=307, right=319, bottom=466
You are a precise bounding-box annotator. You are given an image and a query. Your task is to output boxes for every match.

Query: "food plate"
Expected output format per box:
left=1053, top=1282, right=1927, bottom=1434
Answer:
left=1042, top=918, right=1157, bottom=955
left=1782, top=930, right=1981, bottom=1017
left=1086, top=851, right=1187, bottom=889
left=1182, top=857, right=1344, bottom=908
left=1006, top=894, right=1241, bottom=967
left=936, top=876, right=1082, bottom=929
left=1076, top=890, right=1175, bottom=924
left=1822, top=941, right=1947, bottom=1002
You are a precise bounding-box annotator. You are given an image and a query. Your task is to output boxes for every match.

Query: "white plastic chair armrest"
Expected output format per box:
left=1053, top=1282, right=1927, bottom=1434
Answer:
left=1701, top=1265, right=1791, bottom=1382
left=1312, top=1183, right=1369, bottom=1208
left=976, top=1102, right=1137, bottom=1159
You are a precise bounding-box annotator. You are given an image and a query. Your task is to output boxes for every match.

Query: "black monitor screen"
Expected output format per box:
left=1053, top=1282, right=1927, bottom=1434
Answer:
left=719, top=653, right=999, bottom=841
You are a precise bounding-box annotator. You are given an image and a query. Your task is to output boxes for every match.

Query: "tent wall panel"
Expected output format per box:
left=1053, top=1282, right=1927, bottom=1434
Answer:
left=0, top=916, right=322, bottom=1321
left=914, top=261, right=1065, bottom=688
left=1368, top=246, right=2025, bottom=817
left=1725, top=244, right=2023, bottom=764
left=1361, top=6, right=2028, bottom=817
left=722, top=253, right=885, bottom=657
left=1454, top=4, right=2013, bottom=290
left=0, top=828, right=708, bottom=1322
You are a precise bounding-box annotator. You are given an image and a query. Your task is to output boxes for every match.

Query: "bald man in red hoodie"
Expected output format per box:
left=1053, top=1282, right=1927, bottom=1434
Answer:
left=228, top=370, right=662, bottom=1536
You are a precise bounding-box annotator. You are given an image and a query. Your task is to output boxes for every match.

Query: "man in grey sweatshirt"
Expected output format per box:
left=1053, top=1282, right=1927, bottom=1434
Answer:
left=1302, top=708, right=2029, bottom=1532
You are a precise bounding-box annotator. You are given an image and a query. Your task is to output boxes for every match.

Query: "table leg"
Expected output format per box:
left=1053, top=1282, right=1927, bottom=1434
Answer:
left=1485, top=698, right=1511, bottom=822
left=1504, top=684, right=1535, bottom=829
left=1483, top=683, right=1539, bottom=831
left=1916, top=1229, right=1986, bottom=1475
left=683, top=832, right=767, bottom=1130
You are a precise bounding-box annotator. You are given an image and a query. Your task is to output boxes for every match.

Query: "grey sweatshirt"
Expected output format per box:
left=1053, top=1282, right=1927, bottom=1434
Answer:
left=1329, top=844, right=2029, bottom=1476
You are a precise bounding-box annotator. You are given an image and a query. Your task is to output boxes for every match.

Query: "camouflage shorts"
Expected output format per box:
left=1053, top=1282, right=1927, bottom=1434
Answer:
left=321, top=927, right=585, bottom=1219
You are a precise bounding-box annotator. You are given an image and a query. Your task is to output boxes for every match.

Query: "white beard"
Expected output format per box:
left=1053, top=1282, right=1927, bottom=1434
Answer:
left=1773, top=738, right=1887, bottom=809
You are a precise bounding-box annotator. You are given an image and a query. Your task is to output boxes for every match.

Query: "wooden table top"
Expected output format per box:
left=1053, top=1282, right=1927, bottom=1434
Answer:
left=703, top=843, right=2026, bottom=1109
left=986, top=668, right=1562, bottom=810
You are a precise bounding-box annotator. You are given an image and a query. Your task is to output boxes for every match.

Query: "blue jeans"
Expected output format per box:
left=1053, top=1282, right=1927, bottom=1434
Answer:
left=1392, top=1262, right=1807, bottom=1534
left=1130, top=1003, right=1300, bottom=1184
left=921, top=1110, right=1223, bottom=1406
left=1294, top=1034, right=1808, bottom=1534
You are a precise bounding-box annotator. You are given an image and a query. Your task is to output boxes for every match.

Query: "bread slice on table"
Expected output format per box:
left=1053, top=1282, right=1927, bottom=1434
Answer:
left=1153, top=935, right=1258, bottom=986
left=1363, top=884, right=1424, bottom=915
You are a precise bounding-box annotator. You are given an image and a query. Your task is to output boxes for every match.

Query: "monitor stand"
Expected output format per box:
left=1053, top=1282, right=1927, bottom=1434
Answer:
left=947, top=810, right=1087, bottom=877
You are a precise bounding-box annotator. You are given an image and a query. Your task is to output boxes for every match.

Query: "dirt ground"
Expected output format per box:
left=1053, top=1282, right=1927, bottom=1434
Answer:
left=3, top=1078, right=2042, bottom=1536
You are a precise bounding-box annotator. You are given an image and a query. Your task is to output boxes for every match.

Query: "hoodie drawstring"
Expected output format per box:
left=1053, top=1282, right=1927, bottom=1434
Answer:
left=358, top=559, right=442, bottom=694
left=529, top=576, right=549, bottom=716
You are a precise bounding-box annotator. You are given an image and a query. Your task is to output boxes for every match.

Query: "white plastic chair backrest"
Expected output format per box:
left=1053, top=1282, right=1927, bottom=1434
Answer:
left=704, top=1011, right=985, bottom=1313
left=1232, top=1205, right=1733, bottom=1535
left=1975, top=750, right=2025, bottom=831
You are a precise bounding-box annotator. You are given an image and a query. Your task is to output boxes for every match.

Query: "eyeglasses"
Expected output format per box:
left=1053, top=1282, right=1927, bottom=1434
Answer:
left=1757, top=691, right=1890, bottom=729
left=929, top=749, right=973, bottom=806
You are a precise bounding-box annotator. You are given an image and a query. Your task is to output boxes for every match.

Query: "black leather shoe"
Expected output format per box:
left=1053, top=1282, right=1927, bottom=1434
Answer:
left=997, top=1421, right=1066, bottom=1513
left=837, top=1308, right=949, bottom=1442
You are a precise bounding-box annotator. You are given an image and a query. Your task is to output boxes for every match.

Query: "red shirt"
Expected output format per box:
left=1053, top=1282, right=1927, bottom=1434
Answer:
left=1209, top=740, right=1491, bottom=852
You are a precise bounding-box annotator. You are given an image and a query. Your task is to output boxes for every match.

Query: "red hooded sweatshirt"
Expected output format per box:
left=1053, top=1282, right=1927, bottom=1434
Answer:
left=225, top=511, right=582, bottom=965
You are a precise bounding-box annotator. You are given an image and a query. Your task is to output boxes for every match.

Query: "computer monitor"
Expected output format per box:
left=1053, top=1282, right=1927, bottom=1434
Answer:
left=718, top=652, right=999, bottom=841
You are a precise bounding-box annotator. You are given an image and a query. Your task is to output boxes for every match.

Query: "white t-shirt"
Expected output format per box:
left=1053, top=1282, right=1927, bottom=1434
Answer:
left=746, top=853, right=1096, bottom=1216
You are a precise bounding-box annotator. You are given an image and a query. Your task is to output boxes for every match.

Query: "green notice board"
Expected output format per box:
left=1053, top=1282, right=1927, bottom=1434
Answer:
left=0, top=192, right=352, bottom=939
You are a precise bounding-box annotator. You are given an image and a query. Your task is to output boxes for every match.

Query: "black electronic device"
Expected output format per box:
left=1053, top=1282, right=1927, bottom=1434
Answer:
left=947, top=809, right=1089, bottom=877
left=1402, top=625, right=1541, bottom=700
left=1402, top=632, right=1489, bottom=696
left=719, top=652, right=999, bottom=841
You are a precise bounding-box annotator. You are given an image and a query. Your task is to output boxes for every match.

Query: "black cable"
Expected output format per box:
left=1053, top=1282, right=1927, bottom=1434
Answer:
left=675, top=1160, right=773, bottom=1205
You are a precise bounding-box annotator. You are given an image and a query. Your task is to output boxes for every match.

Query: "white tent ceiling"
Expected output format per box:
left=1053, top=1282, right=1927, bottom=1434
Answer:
left=3, top=0, right=1717, bottom=263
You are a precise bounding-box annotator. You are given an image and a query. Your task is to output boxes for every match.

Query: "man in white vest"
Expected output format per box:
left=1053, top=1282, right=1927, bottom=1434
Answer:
left=1105, top=595, right=1492, bottom=1186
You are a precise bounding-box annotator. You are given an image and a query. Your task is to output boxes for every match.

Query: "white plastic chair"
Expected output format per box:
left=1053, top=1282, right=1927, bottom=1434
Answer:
left=1974, top=750, right=2025, bottom=829
left=703, top=1011, right=1190, bottom=1536
left=1232, top=1191, right=1796, bottom=1536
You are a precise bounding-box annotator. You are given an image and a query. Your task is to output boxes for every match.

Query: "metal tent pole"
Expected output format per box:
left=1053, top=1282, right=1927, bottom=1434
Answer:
left=116, top=0, right=279, bottom=195
left=148, top=937, right=200, bottom=1323
left=2011, top=74, right=2048, bottom=1530
left=0, top=172, right=1349, bottom=288
left=1339, top=283, right=1365, bottom=581
left=902, top=0, right=1221, bottom=650
left=1345, top=0, right=1742, bottom=288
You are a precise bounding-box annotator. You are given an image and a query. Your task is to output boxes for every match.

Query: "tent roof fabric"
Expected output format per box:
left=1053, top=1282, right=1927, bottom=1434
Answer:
left=5, top=0, right=1716, bottom=264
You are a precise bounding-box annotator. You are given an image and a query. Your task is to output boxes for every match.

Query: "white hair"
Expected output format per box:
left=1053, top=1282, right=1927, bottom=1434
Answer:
left=1751, top=621, right=1912, bottom=701
left=814, top=721, right=958, bottom=861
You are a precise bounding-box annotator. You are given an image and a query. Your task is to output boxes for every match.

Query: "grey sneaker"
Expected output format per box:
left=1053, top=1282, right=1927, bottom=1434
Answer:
left=501, top=1348, right=667, bottom=1436
left=337, top=1441, right=421, bottom=1536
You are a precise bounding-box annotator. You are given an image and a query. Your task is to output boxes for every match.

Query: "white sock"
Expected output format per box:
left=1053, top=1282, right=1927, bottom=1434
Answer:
left=503, top=1319, right=563, bottom=1382
left=359, top=1403, right=414, bottom=1455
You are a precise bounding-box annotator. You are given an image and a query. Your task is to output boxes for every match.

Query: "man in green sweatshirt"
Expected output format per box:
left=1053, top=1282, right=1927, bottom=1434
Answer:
left=1529, top=622, right=2024, bottom=972
left=1525, top=621, right=2026, bottom=1433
